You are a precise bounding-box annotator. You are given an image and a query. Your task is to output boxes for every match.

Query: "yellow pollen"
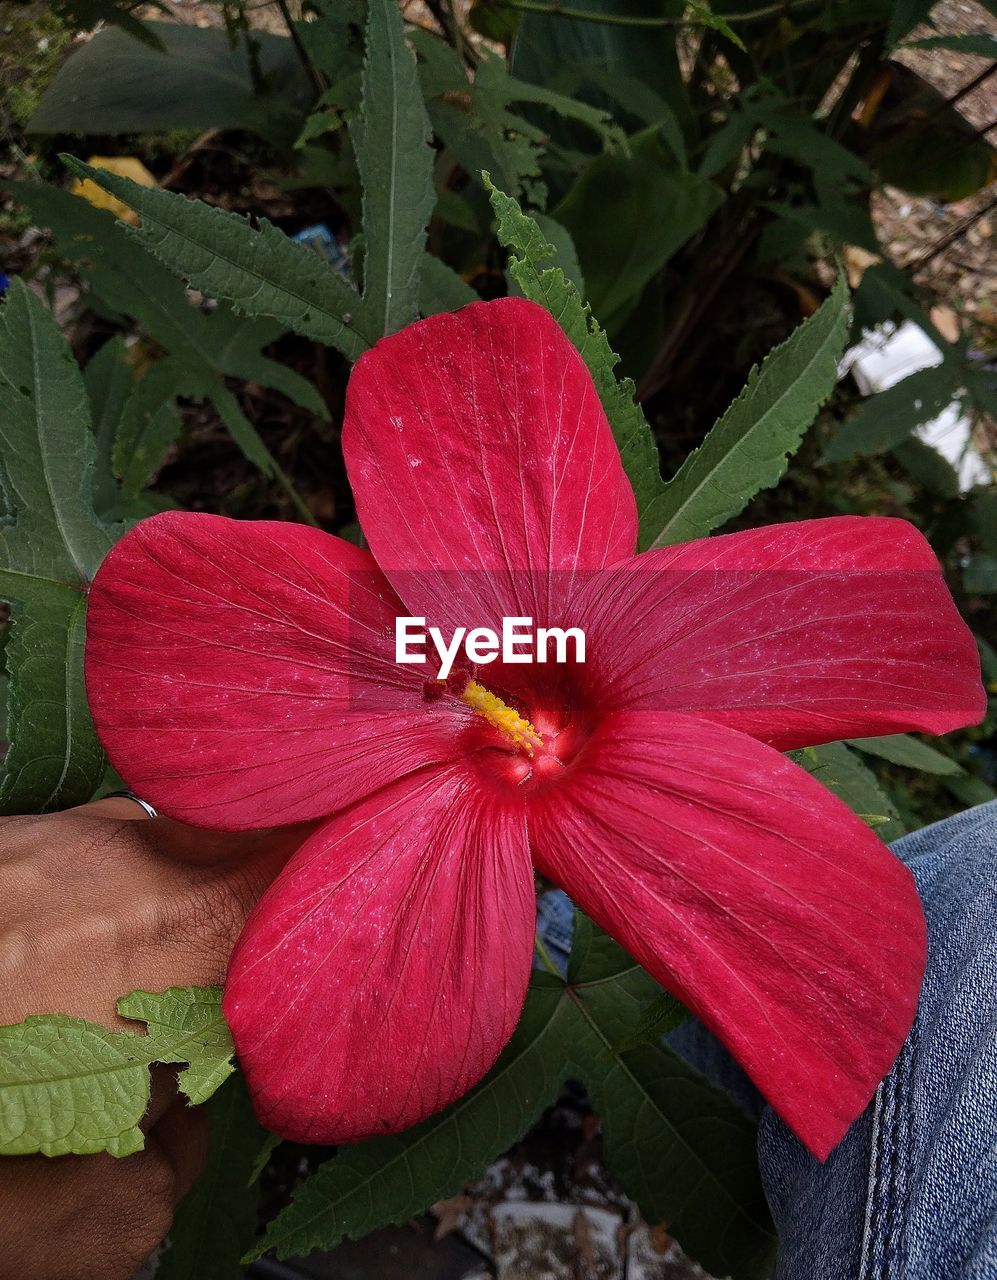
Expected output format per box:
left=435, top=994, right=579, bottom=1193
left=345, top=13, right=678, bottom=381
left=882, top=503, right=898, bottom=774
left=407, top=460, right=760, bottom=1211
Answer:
left=461, top=679, right=544, bottom=755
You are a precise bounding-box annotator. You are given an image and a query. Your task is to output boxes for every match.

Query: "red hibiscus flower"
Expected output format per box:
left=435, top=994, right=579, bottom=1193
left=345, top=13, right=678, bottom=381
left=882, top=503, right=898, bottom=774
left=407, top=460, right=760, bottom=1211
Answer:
left=84, top=297, right=985, bottom=1160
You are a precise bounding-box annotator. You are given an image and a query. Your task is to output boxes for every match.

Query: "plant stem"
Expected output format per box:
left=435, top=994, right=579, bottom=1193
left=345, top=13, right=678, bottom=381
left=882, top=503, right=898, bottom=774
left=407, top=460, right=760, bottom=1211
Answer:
left=271, top=457, right=321, bottom=527
left=274, top=0, right=326, bottom=97
left=534, top=934, right=563, bottom=978
left=496, top=0, right=819, bottom=28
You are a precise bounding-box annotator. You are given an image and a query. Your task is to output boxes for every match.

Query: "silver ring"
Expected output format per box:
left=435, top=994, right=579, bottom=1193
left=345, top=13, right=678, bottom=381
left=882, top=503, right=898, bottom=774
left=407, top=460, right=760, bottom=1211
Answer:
left=106, top=789, right=159, bottom=819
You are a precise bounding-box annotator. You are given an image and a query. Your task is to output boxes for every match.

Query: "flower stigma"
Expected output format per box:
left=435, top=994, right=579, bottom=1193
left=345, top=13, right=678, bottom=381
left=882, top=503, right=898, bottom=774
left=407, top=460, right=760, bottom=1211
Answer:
left=460, top=679, right=544, bottom=756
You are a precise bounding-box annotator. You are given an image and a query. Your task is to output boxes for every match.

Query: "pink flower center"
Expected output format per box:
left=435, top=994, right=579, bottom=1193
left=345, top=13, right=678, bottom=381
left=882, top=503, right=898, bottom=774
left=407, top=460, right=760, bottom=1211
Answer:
left=460, top=678, right=587, bottom=787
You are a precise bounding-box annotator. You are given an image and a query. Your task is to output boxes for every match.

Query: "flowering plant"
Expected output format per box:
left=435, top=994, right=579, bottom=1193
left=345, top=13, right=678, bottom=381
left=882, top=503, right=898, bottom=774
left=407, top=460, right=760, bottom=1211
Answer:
left=86, top=295, right=984, bottom=1165
left=1, top=1, right=993, bottom=1272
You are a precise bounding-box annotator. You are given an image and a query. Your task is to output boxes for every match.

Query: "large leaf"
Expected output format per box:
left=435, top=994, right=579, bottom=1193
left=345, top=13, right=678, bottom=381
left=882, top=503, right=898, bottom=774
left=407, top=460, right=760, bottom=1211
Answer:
left=509, top=0, right=694, bottom=145
left=847, top=734, right=963, bottom=776
left=253, top=919, right=774, bottom=1280
left=0, top=986, right=234, bottom=1158
left=823, top=363, right=960, bottom=462
left=350, top=0, right=435, bottom=336
left=791, top=742, right=904, bottom=841
left=486, top=177, right=666, bottom=549
left=646, top=274, right=850, bottom=548
left=158, top=1074, right=266, bottom=1280
left=9, top=180, right=327, bottom=513
left=29, top=23, right=311, bottom=145
left=59, top=158, right=375, bottom=360
left=555, top=126, right=724, bottom=331
left=0, top=280, right=114, bottom=812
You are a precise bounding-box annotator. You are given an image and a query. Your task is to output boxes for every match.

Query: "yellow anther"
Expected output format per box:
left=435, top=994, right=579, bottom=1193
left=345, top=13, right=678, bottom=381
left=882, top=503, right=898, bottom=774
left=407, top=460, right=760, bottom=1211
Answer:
left=461, top=679, right=544, bottom=755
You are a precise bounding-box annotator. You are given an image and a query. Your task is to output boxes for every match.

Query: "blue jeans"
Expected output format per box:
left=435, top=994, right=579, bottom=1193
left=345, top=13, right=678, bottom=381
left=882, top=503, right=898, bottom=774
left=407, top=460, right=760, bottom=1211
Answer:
left=537, top=801, right=997, bottom=1279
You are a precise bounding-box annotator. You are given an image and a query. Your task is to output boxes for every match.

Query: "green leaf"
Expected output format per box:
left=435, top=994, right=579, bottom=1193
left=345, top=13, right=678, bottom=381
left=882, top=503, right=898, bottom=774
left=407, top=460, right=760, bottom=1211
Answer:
left=29, top=23, right=312, bottom=146
left=486, top=176, right=667, bottom=549
left=964, top=555, right=997, bottom=594
left=685, top=0, right=746, bottom=49
left=824, top=364, right=959, bottom=462
left=0, top=280, right=114, bottom=812
left=254, top=920, right=774, bottom=1280
left=8, top=181, right=329, bottom=502
left=250, top=976, right=568, bottom=1263
left=554, top=126, right=724, bottom=331
left=847, top=734, right=963, bottom=776
left=612, top=991, right=686, bottom=1052
left=158, top=1074, right=266, bottom=1280
left=51, top=1, right=168, bottom=51
left=892, top=436, right=960, bottom=498
left=351, top=0, right=435, bottom=336
left=85, top=337, right=139, bottom=516
left=790, top=741, right=904, bottom=842
left=0, top=986, right=234, bottom=1158
left=418, top=253, right=479, bottom=316
left=886, top=0, right=937, bottom=48
left=58, top=158, right=375, bottom=360
left=113, top=361, right=183, bottom=495
left=646, top=273, right=850, bottom=549
left=904, top=33, right=997, bottom=56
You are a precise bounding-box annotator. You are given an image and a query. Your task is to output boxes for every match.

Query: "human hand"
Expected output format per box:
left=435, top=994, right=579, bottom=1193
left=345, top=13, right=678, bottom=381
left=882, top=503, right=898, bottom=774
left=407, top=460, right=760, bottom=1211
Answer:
left=0, top=798, right=311, bottom=1280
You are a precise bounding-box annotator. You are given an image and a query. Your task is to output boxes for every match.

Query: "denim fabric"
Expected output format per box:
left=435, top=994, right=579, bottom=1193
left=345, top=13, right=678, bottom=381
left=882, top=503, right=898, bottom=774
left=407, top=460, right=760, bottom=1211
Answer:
left=535, top=801, right=997, bottom=1280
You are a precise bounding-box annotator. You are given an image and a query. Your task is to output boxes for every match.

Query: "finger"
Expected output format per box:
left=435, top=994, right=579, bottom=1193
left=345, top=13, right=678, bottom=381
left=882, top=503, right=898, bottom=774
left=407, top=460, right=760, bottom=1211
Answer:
left=149, top=1097, right=210, bottom=1203
left=142, top=1065, right=182, bottom=1133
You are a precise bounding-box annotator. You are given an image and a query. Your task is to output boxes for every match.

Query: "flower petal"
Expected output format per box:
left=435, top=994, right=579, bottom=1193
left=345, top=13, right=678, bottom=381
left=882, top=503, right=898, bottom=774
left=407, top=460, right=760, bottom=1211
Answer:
left=223, top=764, right=534, bottom=1143
left=573, top=516, right=984, bottom=749
left=343, top=296, right=637, bottom=630
left=85, top=511, right=463, bottom=828
left=528, top=711, right=927, bottom=1160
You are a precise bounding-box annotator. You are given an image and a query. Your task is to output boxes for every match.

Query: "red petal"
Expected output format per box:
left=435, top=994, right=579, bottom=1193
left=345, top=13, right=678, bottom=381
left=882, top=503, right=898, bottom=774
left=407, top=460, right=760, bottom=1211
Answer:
left=573, top=516, right=984, bottom=749
left=529, top=711, right=926, bottom=1160
left=223, top=765, right=534, bottom=1143
left=343, top=297, right=637, bottom=630
left=85, top=512, right=462, bottom=828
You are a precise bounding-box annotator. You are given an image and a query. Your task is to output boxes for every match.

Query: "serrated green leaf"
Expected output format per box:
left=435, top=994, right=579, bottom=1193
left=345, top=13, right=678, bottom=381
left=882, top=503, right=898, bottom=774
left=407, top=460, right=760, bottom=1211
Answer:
left=824, top=364, right=960, bottom=462
left=58, top=158, right=374, bottom=359
left=0, top=986, right=233, bottom=1158
left=158, top=1074, right=266, bottom=1280
left=485, top=176, right=666, bottom=549
left=351, top=0, right=435, bottom=336
left=646, top=273, right=850, bottom=548
left=847, top=734, right=963, bottom=776
left=254, top=919, right=773, bottom=1280
left=0, top=280, right=114, bottom=812
left=9, top=181, right=328, bottom=512
left=790, top=741, right=904, bottom=842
